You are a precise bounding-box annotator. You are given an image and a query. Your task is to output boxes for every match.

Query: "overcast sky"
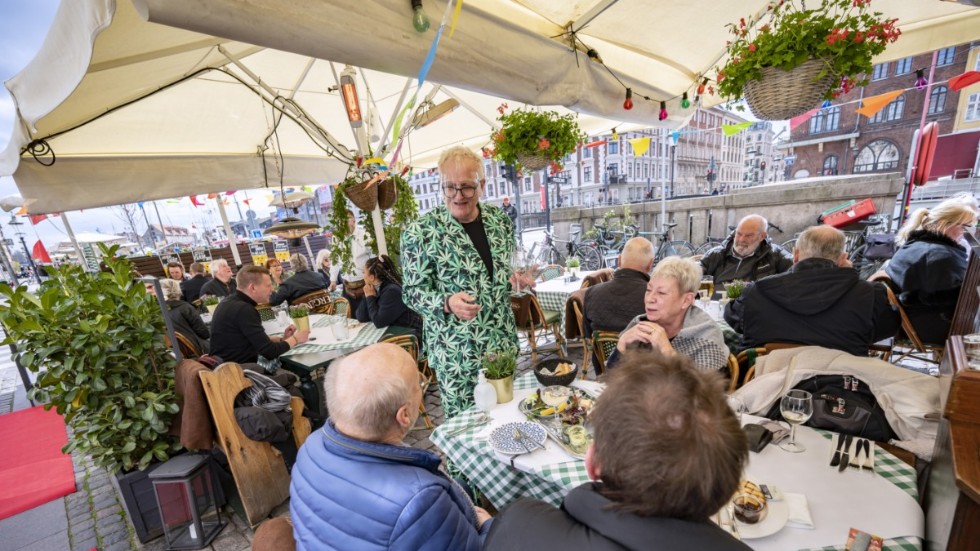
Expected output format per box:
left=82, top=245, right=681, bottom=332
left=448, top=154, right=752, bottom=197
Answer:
left=0, top=0, right=277, bottom=252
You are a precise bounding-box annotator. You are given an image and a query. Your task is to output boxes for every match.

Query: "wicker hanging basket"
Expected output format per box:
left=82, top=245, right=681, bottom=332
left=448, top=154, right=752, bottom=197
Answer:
left=743, top=59, right=836, bottom=121
left=516, top=153, right=551, bottom=171
left=343, top=179, right=378, bottom=211
left=378, top=178, right=397, bottom=210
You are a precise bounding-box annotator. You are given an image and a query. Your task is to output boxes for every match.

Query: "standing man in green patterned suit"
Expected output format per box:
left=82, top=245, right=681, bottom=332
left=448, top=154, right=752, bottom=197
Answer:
left=403, top=146, right=531, bottom=420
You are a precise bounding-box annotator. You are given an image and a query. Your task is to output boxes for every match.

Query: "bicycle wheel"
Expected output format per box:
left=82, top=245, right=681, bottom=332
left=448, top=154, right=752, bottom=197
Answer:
left=574, top=245, right=602, bottom=271
left=667, top=241, right=695, bottom=258
left=543, top=247, right=565, bottom=266
left=694, top=241, right=721, bottom=255
left=850, top=245, right=886, bottom=280
left=780, top=238, right=797, bottom=252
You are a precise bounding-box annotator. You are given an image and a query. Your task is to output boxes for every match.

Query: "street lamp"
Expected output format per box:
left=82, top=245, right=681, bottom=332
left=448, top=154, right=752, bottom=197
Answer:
left=8, top=215, right=42, bottom=285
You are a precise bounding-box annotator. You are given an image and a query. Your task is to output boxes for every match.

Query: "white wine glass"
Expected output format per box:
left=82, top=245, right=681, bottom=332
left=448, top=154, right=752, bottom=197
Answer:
left=778, top=389, right=813, bottom=453
left=510, top=249, right=528, bottom=294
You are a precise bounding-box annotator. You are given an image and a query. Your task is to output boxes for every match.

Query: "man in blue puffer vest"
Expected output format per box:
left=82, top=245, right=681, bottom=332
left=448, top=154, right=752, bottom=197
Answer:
left=290, top=343, right=492, bottom=550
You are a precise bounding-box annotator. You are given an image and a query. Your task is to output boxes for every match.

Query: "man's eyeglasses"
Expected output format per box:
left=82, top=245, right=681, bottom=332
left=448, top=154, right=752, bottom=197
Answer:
left=443, top=184, right=478, bottom=198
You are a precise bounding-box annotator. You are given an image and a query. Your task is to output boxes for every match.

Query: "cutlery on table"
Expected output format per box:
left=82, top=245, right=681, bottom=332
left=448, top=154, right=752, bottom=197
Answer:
left=838, top=434, right=853, bottom=472
left=446, top=414, right=490, bottom=437
left=510, top=427, right=535, bottom=468
left=830, top=433, right=846, bottom=467
left=727, top=501, right=741, bottom=540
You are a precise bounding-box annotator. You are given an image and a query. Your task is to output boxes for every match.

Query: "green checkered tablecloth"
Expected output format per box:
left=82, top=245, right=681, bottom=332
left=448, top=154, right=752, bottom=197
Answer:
left=432, top=372, right=922, bottom=551
left=280, top=315, right=386, bottom=356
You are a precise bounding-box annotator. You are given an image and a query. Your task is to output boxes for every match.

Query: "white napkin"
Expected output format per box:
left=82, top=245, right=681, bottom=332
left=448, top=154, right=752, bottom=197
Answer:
left=784, top=492, right=815, bottom=529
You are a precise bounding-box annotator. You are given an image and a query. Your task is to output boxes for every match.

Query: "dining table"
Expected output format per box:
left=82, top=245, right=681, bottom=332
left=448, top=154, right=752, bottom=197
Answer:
left=532, top=270, right=596, bottom=334
left=431, top=371, right=924, bottom=551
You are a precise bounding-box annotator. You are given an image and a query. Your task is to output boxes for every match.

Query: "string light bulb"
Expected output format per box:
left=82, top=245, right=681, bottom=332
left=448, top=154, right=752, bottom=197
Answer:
left=697, top=78, right=708, bottom=96
left=611, top=127, right=619, bottom=141
left=914, top=69, right=928, bottom=90
left=623, top=88, right=633, bottom=110
left=410, top=0, right=430, bottom=33
left=658, top=101, right=668, bottom=121
left=681, top=92, right=691, bottom=109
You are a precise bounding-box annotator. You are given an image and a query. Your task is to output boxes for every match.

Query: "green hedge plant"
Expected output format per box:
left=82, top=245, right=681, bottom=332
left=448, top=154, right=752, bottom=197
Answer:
left=0, top=245, right=181, bottom=472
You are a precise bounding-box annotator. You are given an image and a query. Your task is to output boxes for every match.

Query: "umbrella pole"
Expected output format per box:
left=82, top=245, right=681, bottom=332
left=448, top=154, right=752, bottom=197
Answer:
left=371, top=206, right=388, bottom=257
left=215, top=197, right=242, bottom=266
left=60, top=213, right=85, bottom=268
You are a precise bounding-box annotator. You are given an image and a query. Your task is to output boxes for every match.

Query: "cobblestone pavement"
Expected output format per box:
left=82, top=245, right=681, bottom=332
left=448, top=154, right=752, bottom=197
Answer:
left=0, top=334, right=572, bottom=550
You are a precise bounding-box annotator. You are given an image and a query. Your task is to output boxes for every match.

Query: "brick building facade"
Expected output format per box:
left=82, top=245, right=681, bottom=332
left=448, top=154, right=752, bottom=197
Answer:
left=781, top=43, right=975, bottom=180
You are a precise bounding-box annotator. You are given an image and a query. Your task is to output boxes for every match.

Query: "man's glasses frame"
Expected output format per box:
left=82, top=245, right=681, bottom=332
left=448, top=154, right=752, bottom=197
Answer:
left=442, top=183, right=479, bottom=198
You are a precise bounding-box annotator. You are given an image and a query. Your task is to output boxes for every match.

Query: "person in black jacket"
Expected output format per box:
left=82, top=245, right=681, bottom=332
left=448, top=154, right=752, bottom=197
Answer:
left=725, top=225, right=899, bottom=356
left=200, top=258, right=237, bottom=298
left=181, top=262, right=210, bottom=304
left=700, top=215, right=792, bottom=286
left=885, top=202, right=976, bottom=344
left=356, top=255, right=424, bottom=346
left=485, top=350, right=750, bottom=551
left=269, top=253, right=329, bottom=306
left=160, top=278, right=210, bottom=354
left=210, top=265, right=310, bottom=364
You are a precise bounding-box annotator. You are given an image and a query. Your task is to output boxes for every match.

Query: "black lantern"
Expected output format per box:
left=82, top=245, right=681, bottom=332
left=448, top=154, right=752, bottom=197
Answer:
left=149, top=455, right=225, bottom=549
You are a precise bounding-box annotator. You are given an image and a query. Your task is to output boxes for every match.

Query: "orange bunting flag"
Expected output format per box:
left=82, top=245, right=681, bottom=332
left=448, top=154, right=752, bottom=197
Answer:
left=949, top=71, right=980, bottom=92
left=584, top=140, right=607, bottom=149
left=789, top=109, right=818, bottom=130
left=206, top=192, right=219, bottom=199
left=855, top=90, right=904, bottom=118
left=29, top=214, right=48, bottom=225
left=15, top=206, right=27, bottom=215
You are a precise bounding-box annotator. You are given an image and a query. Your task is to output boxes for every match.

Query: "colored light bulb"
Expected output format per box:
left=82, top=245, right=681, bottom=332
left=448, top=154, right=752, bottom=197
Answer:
left=697, top=78, right=708, bottom=96
left=623, top=88, right=633, bottom=110
left=611, top=128, right=618, bottom=141
left=914, top=69, right=928, bottom=90
left=658, top=101, right=668, bottom=121
left=411, top=0, right=430, bottom=33
left=681, top=92, right=691, bottom=109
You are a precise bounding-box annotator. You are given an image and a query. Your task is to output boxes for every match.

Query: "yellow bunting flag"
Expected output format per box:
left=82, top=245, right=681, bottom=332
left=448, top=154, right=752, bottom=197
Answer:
left=722, top=122, right=752, bottom=136
left=449, top=0, right=464, bottom=38
left=629, top=137, right=651, bottom=157
left=363, top=157, right=385, bottom=166
left=855, top=90, right=904, bottom=118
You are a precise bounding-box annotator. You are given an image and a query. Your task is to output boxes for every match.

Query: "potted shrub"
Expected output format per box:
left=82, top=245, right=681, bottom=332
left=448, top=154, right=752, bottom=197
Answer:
left=724, top=279, right=747, bottom=300
left=0, top=245, right=181, bottom=542
left=489, top=103, right=585, bottom=174
left=566, top=256, right=581, bottom=279
left=482, top=348, right=518, bottom=403
left=289, top=304, right=311, bottom=332
left=714, top=0, right=901, bottom=120
left=201, top=294, right=220, bottom=314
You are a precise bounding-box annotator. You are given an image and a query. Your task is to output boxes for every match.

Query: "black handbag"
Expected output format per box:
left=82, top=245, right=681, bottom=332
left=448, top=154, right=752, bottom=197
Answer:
left=863, top=233, right=896, bottom=260
left=766, top=374, right=896, bottom=442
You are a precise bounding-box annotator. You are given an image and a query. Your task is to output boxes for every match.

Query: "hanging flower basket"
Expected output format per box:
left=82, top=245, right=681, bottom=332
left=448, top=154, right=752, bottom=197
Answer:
left=742, top=59, right=835, bottom=121
left=342, top=177, right=378, bottom=211
left=378, top=177, right=397, bottom=210
left=515, top=153, right=551, bottom=172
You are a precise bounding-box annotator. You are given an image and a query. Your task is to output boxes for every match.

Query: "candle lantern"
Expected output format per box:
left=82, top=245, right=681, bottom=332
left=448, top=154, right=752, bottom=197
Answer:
left=149, top=455, right=226, bottom=549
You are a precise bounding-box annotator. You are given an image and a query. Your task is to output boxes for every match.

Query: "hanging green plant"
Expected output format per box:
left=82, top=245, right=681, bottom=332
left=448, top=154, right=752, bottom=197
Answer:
left=488, top=103, right=586, bottom=174
left=330, top=172, right=419, bottom=273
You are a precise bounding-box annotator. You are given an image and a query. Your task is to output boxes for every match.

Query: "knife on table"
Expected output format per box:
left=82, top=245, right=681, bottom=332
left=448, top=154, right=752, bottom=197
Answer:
left=838, top=434, right=853, bottom=472
left=830, top=433, right=846, bottom=467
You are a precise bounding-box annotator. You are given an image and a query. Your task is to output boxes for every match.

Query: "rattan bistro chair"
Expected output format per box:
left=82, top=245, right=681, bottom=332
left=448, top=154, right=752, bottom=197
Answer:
left=537, top=264, right=565, bottom=282
left=381, top=334, right=433, bottom=429
left=511, top=293, right=565, bottom=364
left=290, top=289, right=333, bottom=314
left=591, top=330, right=620, bottom=376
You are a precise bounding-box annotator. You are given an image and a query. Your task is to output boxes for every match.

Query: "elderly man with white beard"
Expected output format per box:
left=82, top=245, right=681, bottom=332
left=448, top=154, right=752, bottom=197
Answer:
left=700, top=214, right=792, bottom=286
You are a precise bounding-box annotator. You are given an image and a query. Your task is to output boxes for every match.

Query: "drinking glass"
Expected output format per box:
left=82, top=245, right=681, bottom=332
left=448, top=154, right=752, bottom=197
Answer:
left=510, top=249, right=529, bottom=294
left=726, top=395, right=747, bottom=425
left=778, top=389, right=813, bottom=453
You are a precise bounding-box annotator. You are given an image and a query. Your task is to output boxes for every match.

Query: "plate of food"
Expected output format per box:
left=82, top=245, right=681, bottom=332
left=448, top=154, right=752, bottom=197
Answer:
left=518, top=386, right=597, bottom=458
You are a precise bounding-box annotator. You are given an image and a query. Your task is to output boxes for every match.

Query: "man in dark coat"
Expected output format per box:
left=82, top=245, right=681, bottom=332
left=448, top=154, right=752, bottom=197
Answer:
left=484, top=350, right=750, bottom=551
left=180, top=262, right=210, bottom=303
left=700, top=214, right=792, bottom=286
left=501, top=195, right=518, bottom=232
left=583, top=237, right=655, bottom=338
left=724, top=225, right=899, bottom=356
left=200, top=258, right=237, bottom=298
left=269, top=253, right=328, bottom=306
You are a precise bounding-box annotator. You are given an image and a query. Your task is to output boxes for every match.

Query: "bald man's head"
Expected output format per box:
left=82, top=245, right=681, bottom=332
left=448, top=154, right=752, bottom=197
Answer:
left=619, top=237, right=655, bottom=272
left=324, top=343, right=420, bottom=443
left=794, top=225, right=846, bottom=263
left=733, top=215, right=769, bottom=257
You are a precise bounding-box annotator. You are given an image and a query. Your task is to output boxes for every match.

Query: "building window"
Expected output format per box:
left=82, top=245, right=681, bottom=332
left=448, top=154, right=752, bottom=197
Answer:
left=928, top=86, right=947, bottom=114
left=853, top=140, right=900, bottom=173
left=894, top=57, right=913, bottom=75
left=937, top=47, right=956, bottom=66
left=609, top=141, right=619, bottom=154
left=823, top=155, right=839, bottom=176
left=809, top=106, right=841, bottom=134
left=869, top=95, right=905, bottom=123
left=871, top=63, right=888, bottom=81
left=583, top=146, right=592, bottom=158
left=608, top=163, right=619, bottom=176
left=584, top=167, right=592, bottom=182
left=966, top=93, right=980, bottom=121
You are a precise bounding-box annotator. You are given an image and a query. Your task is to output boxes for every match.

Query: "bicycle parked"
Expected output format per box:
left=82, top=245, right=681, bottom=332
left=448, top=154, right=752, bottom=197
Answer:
left=845, top=215, right=895, bottom=279
left=534, top=228, right=603, bottom=271
left=632, top=222, right=695, bottom=263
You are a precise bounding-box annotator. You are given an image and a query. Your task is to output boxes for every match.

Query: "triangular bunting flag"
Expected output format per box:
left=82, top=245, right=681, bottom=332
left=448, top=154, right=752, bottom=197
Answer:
left=949, top=71, right=980, bottom=92
left=32, top=240, right=52, bottom=263
left=29, top=214, right=48, bottom=225
left=722, top=122, right=752, bottom=136
left=855, top=90, right=904, bottom=118
left=189, top=195, right=204, bottom=207
left=629, top=137, right=651, bottom=157
left=790, top=109, right=819, bottom=130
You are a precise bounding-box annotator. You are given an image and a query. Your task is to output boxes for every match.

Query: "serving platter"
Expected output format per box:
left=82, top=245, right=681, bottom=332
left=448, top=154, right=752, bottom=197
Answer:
left=518, top=387, right=597, bottom=459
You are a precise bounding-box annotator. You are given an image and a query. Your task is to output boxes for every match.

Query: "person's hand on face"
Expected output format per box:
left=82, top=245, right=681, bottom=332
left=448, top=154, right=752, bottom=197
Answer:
left=364, top=283, right=377, bottom=297
left=617, top=321, right=672, bottom=355
left=448, top=292, right=481, bottom=320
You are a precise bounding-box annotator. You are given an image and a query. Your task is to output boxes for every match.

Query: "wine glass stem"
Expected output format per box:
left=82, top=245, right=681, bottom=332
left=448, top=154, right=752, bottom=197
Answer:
left=789, top=423, right=797, bottom=446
